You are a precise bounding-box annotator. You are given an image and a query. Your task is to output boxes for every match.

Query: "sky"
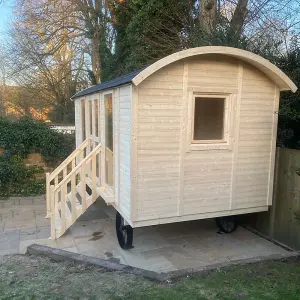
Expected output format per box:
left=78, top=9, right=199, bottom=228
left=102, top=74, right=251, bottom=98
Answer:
left=0, top=1, right=14, bottom=40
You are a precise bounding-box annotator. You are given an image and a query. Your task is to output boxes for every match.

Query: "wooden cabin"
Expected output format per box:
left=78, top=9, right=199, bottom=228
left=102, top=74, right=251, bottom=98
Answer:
left=46, top=46, right=297, bottom=248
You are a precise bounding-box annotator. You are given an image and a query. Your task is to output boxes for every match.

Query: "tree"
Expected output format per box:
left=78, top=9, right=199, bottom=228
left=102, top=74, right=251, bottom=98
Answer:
left=0, top=49, right=7, bottom=117
left=8, top=0, right=88, bottom=123
left=229, top=0, right=248, bottom=38
left=200, top=0, right=217, bottom=34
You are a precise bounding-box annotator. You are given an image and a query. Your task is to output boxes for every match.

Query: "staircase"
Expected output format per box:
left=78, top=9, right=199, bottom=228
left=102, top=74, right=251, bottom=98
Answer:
left=46, top=139, right=114, bottom=239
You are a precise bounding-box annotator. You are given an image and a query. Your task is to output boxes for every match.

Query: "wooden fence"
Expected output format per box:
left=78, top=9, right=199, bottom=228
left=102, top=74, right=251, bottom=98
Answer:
left=245, top=147, right=300, bottom=250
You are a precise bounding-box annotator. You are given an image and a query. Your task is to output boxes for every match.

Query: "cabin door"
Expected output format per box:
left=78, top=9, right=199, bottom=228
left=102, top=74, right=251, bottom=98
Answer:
left=104, top=93, right=114, bottom=190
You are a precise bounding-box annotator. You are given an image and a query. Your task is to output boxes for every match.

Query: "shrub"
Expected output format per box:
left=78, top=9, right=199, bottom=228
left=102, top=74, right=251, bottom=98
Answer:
left=0, top=116, right=75, bottom=197
left=0, top=116, right=74, bottom=164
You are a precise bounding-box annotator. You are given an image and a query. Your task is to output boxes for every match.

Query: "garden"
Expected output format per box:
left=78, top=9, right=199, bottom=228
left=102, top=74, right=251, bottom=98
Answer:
left=1, top=254, right=300, bottom=300
left=0, top=117, right=74, bottom=198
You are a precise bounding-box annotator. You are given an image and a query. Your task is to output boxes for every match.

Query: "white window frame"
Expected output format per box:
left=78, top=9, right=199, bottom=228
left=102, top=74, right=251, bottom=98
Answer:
left=102, top=90, right=114, bottom=194
left=189, top=92, right=233, bottom=151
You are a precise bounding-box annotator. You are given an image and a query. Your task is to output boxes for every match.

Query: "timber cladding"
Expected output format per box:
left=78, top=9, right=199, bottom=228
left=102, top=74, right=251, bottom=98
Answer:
left=134, top=55, right=277, bottom=224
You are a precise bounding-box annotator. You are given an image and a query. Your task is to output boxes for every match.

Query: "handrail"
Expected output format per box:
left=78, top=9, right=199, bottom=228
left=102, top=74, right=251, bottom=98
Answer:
left=49, top=138, right=89, bottom=181
left=53, top=143, right=102, bottom=192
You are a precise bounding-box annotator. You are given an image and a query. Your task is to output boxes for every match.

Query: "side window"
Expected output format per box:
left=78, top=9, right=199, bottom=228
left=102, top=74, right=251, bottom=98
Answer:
left=94, top=99, right=99, bottom=138
left=81, top=99, right=86, bottom=141
left=104, top=93, right=113, bottom=151
left=190, top=93, right=231, bottom=150
left=193, top=96, right=226, bottom=142
left=89, top=100, right=93, bottom=136
left=104, top=93, right=113, bottom=188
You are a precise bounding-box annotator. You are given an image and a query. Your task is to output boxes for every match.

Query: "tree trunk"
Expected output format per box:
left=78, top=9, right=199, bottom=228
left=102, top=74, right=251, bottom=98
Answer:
left=230, top=0, right=248, bottom=38
left=91, top=30, right=101, bottom=84
left=199, top=0, right=217, bottom=34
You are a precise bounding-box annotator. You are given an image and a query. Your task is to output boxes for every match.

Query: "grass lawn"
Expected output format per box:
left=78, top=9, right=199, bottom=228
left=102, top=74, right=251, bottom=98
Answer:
left=0, top=254, right=300, bottom=300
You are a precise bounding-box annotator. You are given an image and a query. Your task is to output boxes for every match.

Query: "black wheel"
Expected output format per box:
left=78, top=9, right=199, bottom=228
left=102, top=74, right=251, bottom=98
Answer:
left=216, top=216, right=238, bottom=233
left=116, top=212, right=134, bottom=250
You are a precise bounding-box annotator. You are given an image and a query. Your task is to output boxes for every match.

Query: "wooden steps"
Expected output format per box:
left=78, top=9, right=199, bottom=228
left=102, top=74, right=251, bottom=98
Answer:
left=46, top=141, right=115, bottom=239
left=96, top=186, right=114, bottom=204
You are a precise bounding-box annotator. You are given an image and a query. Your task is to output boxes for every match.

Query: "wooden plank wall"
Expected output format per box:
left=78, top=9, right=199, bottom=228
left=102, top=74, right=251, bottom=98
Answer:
left=246, top=148, right=300, bottom=250
left=183, top=57, right=237, bottom=215
left=119, top=85, right=132, bottom=219
left=134, top=55, right=278, bottom=224
left=113, top=89, right=119, bottom=205
left=135, top=62, right=184, bottom=221
left=233, top=64, right=276, bottom=210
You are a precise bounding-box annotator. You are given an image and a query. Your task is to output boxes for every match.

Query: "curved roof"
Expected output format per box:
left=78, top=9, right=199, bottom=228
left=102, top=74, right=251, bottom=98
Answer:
left=72, top=46, right=296, bottom=99
left=132, top=46, right=297, bottom=92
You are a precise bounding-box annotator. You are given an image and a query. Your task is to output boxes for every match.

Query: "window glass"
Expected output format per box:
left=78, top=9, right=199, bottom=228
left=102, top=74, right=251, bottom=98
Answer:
left=81, top=99, right=86, bottom=141
left=193, top=97, right=225, bottom=141
left=104, top=94, right=113, bottom=151
left=104, top=93, right=113, bottom=187
left=94, top=99, right=99, bottom=137
left=89, top=101, right=93, bottom=136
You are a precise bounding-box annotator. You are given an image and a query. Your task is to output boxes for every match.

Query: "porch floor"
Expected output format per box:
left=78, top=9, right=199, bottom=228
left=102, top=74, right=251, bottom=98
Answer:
left=1, top=196, right=289, bottom=272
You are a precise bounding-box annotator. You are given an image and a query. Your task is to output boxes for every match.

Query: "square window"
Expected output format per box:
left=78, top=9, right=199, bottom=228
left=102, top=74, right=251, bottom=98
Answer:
left=193, top=97, right=225, bottom=142
left=188, top=93, right=233, bottom=151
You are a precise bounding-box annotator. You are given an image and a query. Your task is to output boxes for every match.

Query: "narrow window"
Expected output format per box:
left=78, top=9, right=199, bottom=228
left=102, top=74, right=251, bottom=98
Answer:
left=81, top=99, right=86, bottom=141
left=94, top=99, right=99, bottom=138
left=104, top=93, right=113, bottom=188
left=89, top=101, right=93, bottom=136
left=104, top=94, right=113, bottom=151
left=193, top=96, right=226, bottom=143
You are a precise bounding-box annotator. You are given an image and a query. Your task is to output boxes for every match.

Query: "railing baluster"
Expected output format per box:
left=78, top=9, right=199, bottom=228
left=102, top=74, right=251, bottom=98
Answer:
left=71, top=171, right=76, bottom=221
left=72, top=158, right=76, bottom=169
left=60, top=183, right=66, bottom=234
left=63, top=167, right=67, bottom=179
left=81, top=164, right=87, bottom=210
left=92, top=152, right=97, bottom=201
left=50, top=185, right=55, bottom=239
left=80, top=149, right=84, bottom=164
left=49, top=144, right=102, bottom=239
left=46, top=173, right=50, bottom=218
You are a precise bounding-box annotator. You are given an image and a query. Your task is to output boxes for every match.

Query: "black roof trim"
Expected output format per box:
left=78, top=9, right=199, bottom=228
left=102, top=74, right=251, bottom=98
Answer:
left=72, top=68, right=145, bottom=99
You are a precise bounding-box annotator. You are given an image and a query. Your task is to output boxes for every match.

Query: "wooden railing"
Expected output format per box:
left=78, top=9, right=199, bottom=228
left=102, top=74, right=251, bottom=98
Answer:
left=49, top=143, right=102, bottom=239
left=45, top=139, right=90, bottom=218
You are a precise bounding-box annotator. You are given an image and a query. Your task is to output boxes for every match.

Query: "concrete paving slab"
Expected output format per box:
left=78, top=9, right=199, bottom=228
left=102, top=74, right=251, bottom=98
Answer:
left=35, top=238, right=58, bottom=249
left=12, top=211, right=35, bottom=221
left=0, top=230, right=20, bottom=254
left=35, top=215, right=50, bottom=227
left=4, top=219, right=37, bottom=231
left=61, top=246, right=79, bottom=253
left=2, top=196, right=292, bottom=273
left=19, top=197, right=34, bottom=205
left=36, top=226, right=51, bottom=239
left=20, top=239, right=37, bottom=254
left=0, top=221, right=4, bottom=233
left=20, top=227, right=38, bottom=241
left=56, top=235, right=76, bottom=249
left=69, top=220, right=103, bottom=238
left=119, top=248, right=176, bottom=272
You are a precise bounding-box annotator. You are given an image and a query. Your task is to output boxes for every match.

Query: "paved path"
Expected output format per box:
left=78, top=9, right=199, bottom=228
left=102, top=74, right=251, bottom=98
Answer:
left=0, top=196, right=289, bottom=272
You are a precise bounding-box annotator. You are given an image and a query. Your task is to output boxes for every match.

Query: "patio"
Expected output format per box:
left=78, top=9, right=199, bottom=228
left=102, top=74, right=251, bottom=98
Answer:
left=0, top=196, right=289, bottom=272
